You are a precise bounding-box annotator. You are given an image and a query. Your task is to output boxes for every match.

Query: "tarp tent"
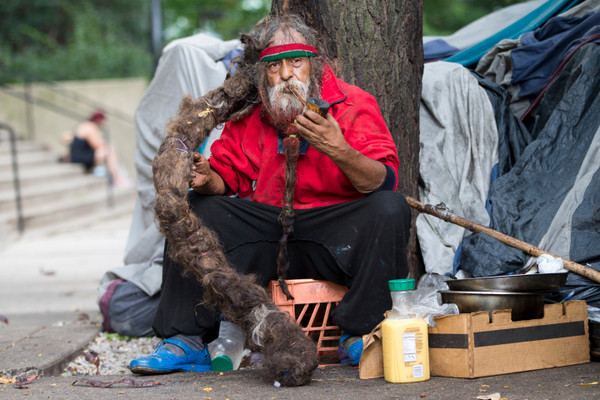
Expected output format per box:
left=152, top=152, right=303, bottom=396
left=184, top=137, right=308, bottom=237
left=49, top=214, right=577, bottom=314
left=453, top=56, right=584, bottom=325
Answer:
left=418, top=0, right=600, bottom=306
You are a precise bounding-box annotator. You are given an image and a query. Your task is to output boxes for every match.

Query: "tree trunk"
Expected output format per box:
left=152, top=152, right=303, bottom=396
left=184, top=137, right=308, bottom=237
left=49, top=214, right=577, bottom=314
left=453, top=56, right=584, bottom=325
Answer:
left=271, top=0, right=425, bottom=279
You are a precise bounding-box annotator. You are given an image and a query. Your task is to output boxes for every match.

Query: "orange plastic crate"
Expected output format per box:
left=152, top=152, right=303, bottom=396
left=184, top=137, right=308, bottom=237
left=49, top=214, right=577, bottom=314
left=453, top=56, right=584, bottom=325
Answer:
left=269, top=279, right=349, bottom=356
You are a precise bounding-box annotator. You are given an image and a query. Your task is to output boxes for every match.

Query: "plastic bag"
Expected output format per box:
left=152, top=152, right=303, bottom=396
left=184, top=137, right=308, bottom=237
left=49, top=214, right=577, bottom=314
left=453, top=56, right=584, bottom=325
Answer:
left=388, top=274, right=459, bottom=326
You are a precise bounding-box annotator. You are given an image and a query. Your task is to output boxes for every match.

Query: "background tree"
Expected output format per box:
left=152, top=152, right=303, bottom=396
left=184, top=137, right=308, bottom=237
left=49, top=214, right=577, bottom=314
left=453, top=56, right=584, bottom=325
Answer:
left=271, top=0, right=424, bottom=278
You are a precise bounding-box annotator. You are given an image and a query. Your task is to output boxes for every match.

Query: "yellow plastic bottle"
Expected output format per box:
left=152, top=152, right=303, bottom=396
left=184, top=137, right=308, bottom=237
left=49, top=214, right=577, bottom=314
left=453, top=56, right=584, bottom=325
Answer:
left=382, top=279, right=430, bottom=383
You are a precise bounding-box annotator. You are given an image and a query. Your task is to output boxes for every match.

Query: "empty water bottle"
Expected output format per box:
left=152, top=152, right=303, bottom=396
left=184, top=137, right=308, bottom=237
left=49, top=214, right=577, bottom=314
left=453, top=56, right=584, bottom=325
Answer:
left=208, top=320, right=246, bottom=371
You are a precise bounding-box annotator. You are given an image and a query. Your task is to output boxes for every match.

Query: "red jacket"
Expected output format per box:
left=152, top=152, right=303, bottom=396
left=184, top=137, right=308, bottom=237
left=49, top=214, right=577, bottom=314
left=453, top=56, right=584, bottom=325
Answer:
left=209, top=65, right=399, bottom=209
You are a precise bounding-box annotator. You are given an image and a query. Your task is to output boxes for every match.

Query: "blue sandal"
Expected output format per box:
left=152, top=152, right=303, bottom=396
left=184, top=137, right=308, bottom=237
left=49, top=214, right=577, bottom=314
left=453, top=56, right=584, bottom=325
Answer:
left=338, top=333, right=363, bottom=366
left=129, top=338, right=212, bottom=374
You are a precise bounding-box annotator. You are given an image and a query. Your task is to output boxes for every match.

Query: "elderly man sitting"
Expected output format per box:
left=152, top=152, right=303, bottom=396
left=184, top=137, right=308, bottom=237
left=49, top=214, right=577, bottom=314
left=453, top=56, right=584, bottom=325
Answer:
left=130, top=14, right=410, bottom=375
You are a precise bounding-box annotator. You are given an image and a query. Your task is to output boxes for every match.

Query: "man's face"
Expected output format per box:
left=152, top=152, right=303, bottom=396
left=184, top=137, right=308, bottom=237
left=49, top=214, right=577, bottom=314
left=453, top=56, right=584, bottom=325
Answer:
left=265, top=27, right=312, bottom=89
left=260, top=28, right=315, bottom=131
left=265, top=56, right=311, bottom=89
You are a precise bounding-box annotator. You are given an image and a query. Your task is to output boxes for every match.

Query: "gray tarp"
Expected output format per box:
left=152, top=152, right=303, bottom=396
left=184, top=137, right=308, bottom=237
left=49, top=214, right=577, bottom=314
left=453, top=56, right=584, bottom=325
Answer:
left=97, top=34, right=240, bottom=304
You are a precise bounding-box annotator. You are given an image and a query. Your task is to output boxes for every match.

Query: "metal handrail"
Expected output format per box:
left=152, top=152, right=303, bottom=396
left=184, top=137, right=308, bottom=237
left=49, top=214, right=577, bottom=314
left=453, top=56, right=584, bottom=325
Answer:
left=0, top=123, right=25, bottom=234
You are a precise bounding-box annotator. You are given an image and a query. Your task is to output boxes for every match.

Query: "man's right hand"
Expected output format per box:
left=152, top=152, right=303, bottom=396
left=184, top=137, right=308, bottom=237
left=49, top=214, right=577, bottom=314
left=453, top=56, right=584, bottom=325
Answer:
left=190, top=152, right=211, bottom=189
left=189, top=152, right=226, bottom=195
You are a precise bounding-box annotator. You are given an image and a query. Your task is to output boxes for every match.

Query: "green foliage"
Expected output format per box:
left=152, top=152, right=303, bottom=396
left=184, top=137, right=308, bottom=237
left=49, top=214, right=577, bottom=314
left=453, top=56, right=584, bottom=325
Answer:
left=163, top=0, right=270, bottom=41
left=0, top=0, right=153, bottom=83
left=0, top=0, right=270, bottom=84
left=0, top=0, right=529, bottom=83
left=423, top=0, right=526, bottom=36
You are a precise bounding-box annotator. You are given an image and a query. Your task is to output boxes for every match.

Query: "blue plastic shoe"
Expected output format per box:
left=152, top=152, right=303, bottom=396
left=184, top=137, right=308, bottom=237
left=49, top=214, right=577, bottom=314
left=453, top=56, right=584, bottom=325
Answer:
left=338, top=333, right=363, bottom=366
left=129, top=338, right=212, bottom=375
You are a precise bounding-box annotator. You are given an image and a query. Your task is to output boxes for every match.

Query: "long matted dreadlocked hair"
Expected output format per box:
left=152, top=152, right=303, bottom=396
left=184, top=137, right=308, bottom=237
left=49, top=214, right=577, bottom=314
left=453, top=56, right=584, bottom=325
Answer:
left=151, top=15, right=328, bottom=386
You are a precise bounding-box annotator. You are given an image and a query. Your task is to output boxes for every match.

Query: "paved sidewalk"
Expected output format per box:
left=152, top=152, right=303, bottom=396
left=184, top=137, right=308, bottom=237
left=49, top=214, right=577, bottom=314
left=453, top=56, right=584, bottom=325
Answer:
left=0, top=215, right=130, bottom=314
left=1, top=214, right=599, bottom=399
left=0, top=214, right=129, bottom=379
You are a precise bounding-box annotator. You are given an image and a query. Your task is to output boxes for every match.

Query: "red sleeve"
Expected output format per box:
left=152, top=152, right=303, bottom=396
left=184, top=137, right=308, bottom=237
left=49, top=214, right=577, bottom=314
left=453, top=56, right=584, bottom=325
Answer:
left=335, top=90, right=399, bottom=190
left=208, top=118, right=258, bottom=198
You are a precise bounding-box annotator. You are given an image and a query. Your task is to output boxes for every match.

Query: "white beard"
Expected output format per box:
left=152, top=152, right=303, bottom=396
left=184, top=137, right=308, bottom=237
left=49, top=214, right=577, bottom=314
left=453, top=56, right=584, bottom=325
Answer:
left=265, top=80, right=310, bottom=131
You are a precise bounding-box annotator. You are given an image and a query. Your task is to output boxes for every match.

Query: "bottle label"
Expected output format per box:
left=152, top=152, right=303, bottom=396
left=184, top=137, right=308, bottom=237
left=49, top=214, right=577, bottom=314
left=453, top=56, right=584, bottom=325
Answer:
left=413, top=364, right=424, bottom=378
left=402, top=332, right=417, bottom=362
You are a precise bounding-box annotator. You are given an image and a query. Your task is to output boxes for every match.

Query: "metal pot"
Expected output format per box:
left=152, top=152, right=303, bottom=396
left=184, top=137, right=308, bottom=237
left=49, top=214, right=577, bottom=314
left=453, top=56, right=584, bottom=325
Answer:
left=439, top=290, right=546, bottom=321
left=446, top=272, right=567, bottom=292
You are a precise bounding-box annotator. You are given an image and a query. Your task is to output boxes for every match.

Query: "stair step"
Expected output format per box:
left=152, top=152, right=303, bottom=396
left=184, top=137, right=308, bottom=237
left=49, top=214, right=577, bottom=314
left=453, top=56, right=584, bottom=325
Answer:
left=0, top=163, right=89, bottom=191
left=0, top=139, right=48, bottom=155
left=1, top=135, right=137, bottom=238
left=1, top=185, right=137, bottom=236
left=0, top=150, right=63, bottom=172
left=0, top=174, right=113, bottom=213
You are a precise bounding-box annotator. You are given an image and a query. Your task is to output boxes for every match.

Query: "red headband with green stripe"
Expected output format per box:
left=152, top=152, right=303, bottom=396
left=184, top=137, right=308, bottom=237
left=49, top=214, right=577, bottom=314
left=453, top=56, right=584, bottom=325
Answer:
left=259, top=43, right=319, bottom=62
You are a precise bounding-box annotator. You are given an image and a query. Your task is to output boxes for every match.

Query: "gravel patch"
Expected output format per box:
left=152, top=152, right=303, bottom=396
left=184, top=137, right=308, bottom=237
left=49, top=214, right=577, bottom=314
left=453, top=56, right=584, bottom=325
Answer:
left=63, top=333, right=161, bottom=376
left=64, top=332, right=332, bottom=376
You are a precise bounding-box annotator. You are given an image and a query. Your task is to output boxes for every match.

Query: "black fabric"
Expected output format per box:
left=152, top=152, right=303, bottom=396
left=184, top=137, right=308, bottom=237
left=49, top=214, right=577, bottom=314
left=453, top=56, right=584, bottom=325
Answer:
left=459, top=43, right=600, bottom=286
left=470, top=71, right=533, bottom=177
left=69, top=136, right=95, bottom=169
left=108, top=281, right=160, bottom=337
left=371, top=165, right=397, bottom=193
left=153, top=190, right=411, bottom=338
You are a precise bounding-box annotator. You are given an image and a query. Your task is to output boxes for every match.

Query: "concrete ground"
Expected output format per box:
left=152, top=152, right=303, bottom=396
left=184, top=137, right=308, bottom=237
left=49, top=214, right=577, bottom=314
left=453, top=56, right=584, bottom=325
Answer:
left=1, top=213, right=599, bottom=399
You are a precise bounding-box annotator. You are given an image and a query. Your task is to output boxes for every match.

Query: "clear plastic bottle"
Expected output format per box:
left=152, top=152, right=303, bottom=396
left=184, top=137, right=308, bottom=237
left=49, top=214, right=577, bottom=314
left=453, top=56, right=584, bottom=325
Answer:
left=382, top=279, right=430, bottom=383
left=208, top=320, right=246, bottom=371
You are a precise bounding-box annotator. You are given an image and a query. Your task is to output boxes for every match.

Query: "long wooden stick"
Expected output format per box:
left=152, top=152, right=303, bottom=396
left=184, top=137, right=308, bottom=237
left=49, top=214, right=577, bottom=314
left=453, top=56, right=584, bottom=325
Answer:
left=406, top=196, right=600, bottom=284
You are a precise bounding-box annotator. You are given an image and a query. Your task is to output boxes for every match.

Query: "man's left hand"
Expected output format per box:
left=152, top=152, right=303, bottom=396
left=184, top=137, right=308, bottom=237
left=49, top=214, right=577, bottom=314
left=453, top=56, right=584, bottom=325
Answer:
left=294, top=110, right=349, bottom=157
left=294, top=109, right=387, bottom=194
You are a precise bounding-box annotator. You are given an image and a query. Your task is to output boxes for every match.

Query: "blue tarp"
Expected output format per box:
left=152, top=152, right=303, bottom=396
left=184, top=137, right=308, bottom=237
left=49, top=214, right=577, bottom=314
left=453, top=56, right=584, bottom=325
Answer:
left=418, top=0, right=600, bottom=306
left=445, top=0, right=580, bottom=67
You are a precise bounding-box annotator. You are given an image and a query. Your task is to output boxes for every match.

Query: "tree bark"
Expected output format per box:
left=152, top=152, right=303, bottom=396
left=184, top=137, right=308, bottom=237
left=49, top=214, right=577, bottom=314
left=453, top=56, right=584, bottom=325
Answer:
left=271, top=0, right=425, bottom=279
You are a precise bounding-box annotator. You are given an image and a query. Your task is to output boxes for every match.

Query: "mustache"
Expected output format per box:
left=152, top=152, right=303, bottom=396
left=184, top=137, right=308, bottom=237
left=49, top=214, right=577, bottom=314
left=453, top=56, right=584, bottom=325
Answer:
left=264, top=80, right=310, bottom=131
left=270, top=81, right=309, bottom=101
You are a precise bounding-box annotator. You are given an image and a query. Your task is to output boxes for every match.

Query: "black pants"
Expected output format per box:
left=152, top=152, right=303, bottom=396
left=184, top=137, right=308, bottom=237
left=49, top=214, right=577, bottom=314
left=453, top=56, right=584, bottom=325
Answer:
left=153, top=190, right=411, bottom=339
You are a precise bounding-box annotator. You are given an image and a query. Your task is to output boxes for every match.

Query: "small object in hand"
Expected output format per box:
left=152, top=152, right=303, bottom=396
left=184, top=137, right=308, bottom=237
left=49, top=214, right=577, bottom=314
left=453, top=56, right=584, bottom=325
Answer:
left=288, top=86, right=330, bottom=118
left=306, top=97, right=330, bottom=118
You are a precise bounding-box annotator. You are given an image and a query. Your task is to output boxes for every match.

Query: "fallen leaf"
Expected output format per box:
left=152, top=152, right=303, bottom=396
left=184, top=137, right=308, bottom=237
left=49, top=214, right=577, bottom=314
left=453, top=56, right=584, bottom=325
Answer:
left=203, top=387, right=212, bottom=392
left=0, top=376, right=16, bottom=384
left=580, top=382, right=598, bottom=386
left=476, top=393, right=500, bottom=400
left=39, top=267, right=56, bottom=276
left=14, top=375, right=39, bottom=389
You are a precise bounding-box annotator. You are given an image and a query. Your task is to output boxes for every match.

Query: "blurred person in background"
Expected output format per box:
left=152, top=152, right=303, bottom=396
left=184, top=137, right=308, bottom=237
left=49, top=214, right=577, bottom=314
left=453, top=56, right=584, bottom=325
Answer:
left=61, top=109, right=130, bottom=187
